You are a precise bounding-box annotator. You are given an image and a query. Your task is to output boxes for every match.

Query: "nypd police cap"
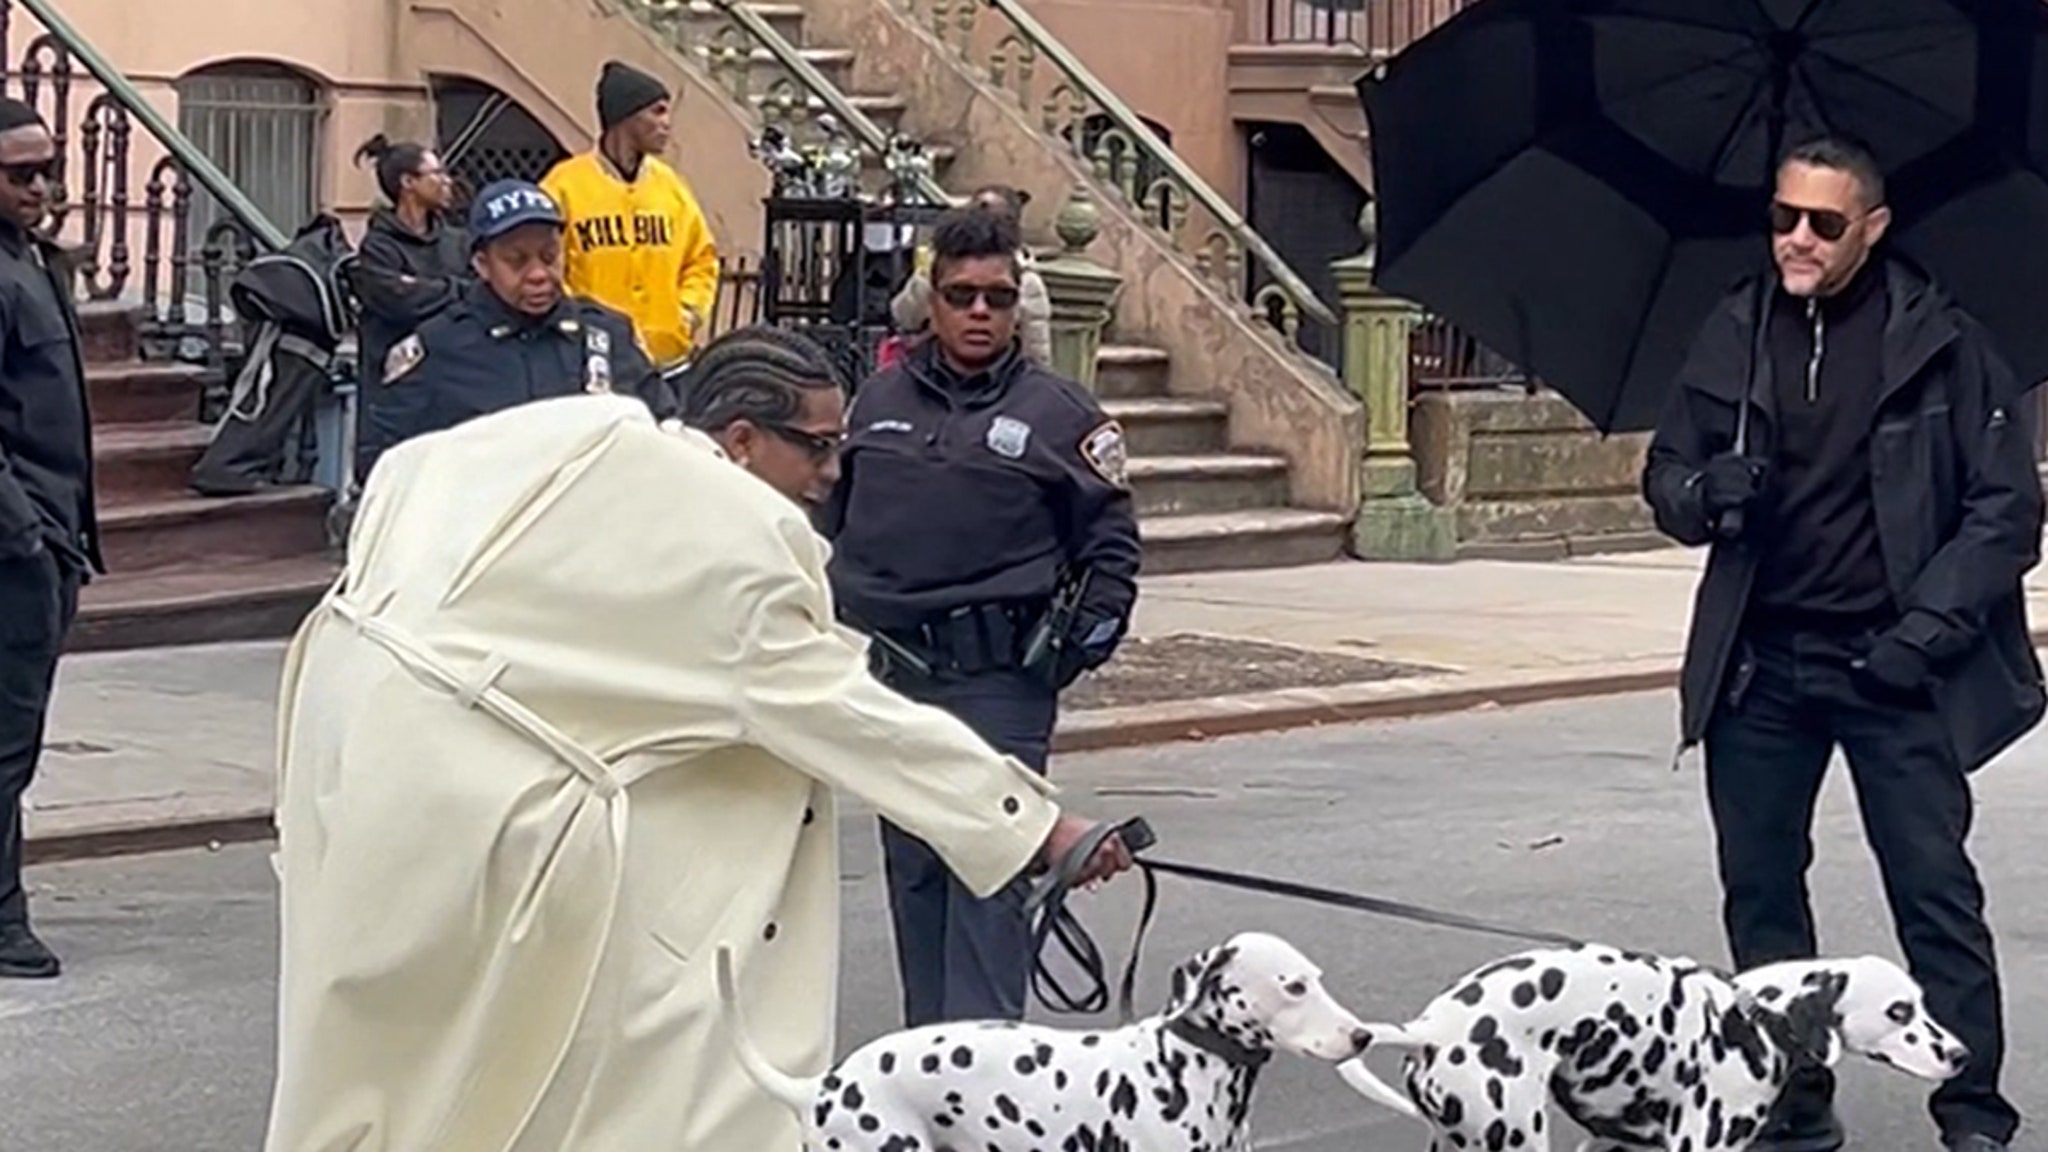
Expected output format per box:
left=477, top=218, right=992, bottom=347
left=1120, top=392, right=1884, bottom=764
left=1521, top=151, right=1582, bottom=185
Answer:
left=468, top=180, right=565, bottom=248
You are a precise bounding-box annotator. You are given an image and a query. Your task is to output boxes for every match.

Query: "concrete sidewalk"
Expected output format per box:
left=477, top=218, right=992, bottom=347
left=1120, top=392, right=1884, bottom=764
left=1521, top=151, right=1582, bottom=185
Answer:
left=27, top=547, right=2048, bottom=859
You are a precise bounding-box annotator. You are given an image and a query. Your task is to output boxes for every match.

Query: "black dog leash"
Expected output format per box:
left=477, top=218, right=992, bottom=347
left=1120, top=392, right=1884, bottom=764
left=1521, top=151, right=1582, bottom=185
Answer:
left=1026, top=818, right=1586, bottom=1024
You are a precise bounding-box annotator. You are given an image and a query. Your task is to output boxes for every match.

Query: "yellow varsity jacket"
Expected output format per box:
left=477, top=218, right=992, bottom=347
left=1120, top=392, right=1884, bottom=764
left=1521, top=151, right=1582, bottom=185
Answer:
left=540, top=152, right=720, bottom=366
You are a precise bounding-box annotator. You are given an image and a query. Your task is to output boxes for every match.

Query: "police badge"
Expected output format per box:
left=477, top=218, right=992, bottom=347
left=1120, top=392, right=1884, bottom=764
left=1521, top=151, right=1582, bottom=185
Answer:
left=985, top=415, right=1031, bottom=459
left=584, top=329, right=613, bottom=394
left=382, top=334, right=425, bottom=385
left=1080, top=420, right=1129, bottom=487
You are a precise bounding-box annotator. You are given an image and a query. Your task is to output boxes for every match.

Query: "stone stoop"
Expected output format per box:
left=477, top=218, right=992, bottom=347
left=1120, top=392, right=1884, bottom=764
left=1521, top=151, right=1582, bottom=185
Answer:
left=1096, top=344, right=1349, bottom=574
left=66, top=303, right=338, bottom=652
left=1410, top=389, right=1664, bottom=561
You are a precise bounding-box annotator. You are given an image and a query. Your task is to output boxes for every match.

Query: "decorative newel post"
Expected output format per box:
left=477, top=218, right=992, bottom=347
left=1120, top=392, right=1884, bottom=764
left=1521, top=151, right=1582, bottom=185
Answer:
left=1333, top=204, right=1456, bottom=562
left=1035, top=185, right=1123, bottom=391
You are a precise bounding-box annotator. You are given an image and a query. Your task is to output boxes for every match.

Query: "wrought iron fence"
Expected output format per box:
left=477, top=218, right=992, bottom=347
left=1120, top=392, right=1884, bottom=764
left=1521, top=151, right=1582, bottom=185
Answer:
left=1259, top=0, right=1474, bottom=53
left=1409, top=314, right=1535, bottom=394
left=709, top=253, right=763, bottom=338
left=0, top=0, right=273, bottom=381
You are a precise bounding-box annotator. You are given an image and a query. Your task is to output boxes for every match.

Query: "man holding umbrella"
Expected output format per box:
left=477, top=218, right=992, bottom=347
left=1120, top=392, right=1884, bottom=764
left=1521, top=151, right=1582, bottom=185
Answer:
left=1644, top=136, right=2041, bottom=1152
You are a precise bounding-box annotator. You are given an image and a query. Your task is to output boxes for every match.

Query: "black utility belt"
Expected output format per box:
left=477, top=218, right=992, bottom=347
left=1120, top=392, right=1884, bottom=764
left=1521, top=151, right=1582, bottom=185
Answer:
left=876, top=600, right=1049, bottom=676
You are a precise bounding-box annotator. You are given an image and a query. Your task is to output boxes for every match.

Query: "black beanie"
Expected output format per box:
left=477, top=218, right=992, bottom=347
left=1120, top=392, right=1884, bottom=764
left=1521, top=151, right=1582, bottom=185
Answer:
left=598, top=62, right=669, bottom=132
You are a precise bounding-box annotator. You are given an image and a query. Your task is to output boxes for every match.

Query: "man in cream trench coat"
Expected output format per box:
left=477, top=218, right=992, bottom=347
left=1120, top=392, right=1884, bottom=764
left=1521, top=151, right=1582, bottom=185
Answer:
left=262, top=392, right=1127, bottom=1152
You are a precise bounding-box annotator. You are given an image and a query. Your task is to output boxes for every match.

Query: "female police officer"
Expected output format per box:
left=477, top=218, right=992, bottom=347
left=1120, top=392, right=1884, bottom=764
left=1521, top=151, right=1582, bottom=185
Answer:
left=820, top=205, right=1143, bottom=1027
left=359, top=178, right=677, bottom=478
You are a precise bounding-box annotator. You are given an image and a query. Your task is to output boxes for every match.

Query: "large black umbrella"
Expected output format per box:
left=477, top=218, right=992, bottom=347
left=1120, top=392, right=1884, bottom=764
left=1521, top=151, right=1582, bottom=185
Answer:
left=1356, top=0, right=2048, bottom=433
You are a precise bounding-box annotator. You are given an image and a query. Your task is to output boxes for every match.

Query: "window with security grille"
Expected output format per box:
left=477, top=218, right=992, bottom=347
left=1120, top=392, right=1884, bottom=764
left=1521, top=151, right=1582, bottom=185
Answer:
left=432, top=76, right=568, bottom=211
left=177, top=61, right=326, bottom=246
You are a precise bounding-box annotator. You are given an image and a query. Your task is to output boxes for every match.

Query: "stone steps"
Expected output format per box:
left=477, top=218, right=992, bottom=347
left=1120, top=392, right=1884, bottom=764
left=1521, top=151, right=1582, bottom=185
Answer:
left=69, top=305, right=337, bottom=653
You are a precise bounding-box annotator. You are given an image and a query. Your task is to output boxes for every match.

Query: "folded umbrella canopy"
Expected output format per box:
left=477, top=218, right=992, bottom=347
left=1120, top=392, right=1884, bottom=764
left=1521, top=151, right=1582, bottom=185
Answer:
left=1357, top=0, right=2048, bottom=433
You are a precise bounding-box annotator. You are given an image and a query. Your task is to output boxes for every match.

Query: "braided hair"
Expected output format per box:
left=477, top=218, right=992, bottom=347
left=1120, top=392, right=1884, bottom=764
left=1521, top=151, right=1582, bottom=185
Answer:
left=679, top=324, right=845, bottom=432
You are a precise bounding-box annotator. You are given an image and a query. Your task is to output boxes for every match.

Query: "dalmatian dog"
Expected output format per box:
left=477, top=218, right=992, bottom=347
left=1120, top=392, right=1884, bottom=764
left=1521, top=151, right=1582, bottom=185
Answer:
left=1336, top=943, right=1967, bottom=1151
left=715, top=931, right=1372, bottom=1151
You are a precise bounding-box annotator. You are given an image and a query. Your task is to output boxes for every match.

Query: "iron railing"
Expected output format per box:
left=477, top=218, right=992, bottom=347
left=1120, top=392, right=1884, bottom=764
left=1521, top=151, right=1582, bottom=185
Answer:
left=0, top=0, right=285, bottom=398
left=1409, top=314, right=1535, bottom=394
left=1258, top=0, right=1474, bottom=53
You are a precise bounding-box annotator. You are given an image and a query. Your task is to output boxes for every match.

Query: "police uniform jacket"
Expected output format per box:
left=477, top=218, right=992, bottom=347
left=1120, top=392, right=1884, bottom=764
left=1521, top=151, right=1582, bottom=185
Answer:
left=821, top=339, right=1141, bottom=658
left=0, top=221, right=99, bottom=572
left=362, top=282, right=678, bottom=477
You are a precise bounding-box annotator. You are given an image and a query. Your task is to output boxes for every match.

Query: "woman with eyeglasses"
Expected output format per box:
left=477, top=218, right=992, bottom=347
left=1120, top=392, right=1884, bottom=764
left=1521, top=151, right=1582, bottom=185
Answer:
left=348, top=134, right=468, bottom=481
left=890, top=183, right=1052, bottom=363
left=820, top=205, right=1141, bottom=1029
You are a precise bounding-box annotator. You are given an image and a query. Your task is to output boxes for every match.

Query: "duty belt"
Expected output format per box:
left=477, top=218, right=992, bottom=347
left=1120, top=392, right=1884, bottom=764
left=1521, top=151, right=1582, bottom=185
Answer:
left=874, top=601, right=1044, bottom=678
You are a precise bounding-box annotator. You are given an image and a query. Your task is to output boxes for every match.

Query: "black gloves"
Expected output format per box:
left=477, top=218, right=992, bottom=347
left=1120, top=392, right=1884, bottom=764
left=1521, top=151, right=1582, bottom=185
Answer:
left=1851, top=633, right=1933, bottom=704
left=1696, top=453, right=1767, bottom=519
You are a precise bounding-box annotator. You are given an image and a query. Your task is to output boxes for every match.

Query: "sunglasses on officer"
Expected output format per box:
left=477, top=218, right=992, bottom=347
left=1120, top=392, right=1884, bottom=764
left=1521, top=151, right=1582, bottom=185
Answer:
left=1770, top=201, right=1860, bottom=243
left=0, top=158, right=55, bottom=187
left=935, top=283, right=1021, bottom=311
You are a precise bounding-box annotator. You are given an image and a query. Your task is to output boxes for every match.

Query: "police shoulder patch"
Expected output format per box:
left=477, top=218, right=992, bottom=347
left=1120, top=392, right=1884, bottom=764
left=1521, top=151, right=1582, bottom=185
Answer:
left=1079, top=419, right=1129, bottom=487
left=382, top=334, right=425, bottom=385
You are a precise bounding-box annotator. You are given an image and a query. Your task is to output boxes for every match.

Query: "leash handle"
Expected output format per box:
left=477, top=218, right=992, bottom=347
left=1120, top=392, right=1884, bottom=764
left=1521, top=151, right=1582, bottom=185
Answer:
left=1027, top=816, right=1158, bottom=1023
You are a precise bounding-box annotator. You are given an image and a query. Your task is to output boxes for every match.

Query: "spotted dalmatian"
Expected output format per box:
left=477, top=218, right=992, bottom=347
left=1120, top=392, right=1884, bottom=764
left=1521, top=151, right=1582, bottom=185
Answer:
left=715, top=931, right=1372, bottom=1151
left=1335, top=943, right=1967, bottom=1151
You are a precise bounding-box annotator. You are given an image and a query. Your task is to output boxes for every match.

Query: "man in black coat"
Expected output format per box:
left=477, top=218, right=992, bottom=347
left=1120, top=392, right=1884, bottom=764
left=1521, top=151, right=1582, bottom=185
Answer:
left=1644, top=136, right=2043, bottom=1152
left=0, top=98, right=100, bottom=979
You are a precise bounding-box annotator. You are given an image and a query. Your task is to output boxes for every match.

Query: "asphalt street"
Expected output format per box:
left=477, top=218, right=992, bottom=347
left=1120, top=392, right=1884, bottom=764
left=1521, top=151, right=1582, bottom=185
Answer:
left=5, top=690, right=2047, bottom=1151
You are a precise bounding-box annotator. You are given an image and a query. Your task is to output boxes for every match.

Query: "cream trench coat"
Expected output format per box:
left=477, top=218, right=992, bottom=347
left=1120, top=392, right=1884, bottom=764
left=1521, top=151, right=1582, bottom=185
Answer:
left=262, top=395, right=1061, bottom=1152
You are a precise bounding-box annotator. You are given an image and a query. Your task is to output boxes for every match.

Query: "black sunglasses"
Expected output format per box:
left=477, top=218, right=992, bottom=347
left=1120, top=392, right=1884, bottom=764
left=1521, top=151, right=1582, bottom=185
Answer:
left=764, top=423, right=843, bottom=461
left=936, top=283, right=1021, bottom=311
left=0, top=159, right=56, bottom=187
left=1770, top=201, right=1857, bottom=243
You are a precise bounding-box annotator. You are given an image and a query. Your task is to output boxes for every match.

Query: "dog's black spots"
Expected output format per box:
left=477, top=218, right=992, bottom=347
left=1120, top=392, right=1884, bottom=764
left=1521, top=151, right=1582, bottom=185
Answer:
left=824, top=1074, right=842, bottom=1091
left=1704, top=1098, right=1726, bottom=1147
left=1082, top=1035, right=1101, bottom=1047
left=1572, top=1025, right=1620, bottom=1073
left=1455, top=982, right=1487, bottom=1007
left=1448, top=1046, right=1468, bottom=1066
left=1095, top=1070, right=1111, bottom=1096
left=1473, top=956, right=1540, bottom=981
left=879, top=1052, right=897, bottom=1075
left=858, top=1114, right=881, bottom=1133
left=1026, top=1119, right=1046, bottom=1138
left=933, top=1113, right=953, bottom=1129
left=1538, top=1029, right=1556, bottom=1050
left=1727, top=1114, right=1759, bottom=1145
left=880, top=1137, right=920, bottom=1152
left=921, top=1054, right=941, bottom=1075
left=1486, top=1077, right=1505, bottom=1110
left=1108, top=1076, right=1140, bottom=1119
left=949, top=1046, right=974, bottom=1069
left=995, top=1094, right=1022, bottom=1124
left=1759, top=986, right=1784, bottom=1003
left=1510, top=1130, right=1527, bottom=1148
left=1053, top=1068, right=1070, bottom=1091
left=815, top=1101, right=834, bottom=1127
left=1014, top=1055, right=1037, bottom=1075
left=1538, top=968, right=1567, bottom=1001
left=1470, top=1016, right=1498, bottom=1044
left=1511, top=982, right=1537, bottom=1008
left=1661, top=1003, right=1680, bottom=1035
left=1484, top=1118, right=1509, bottom=1151
left=1642, top=1036, right=1669, bottom=1077
left=842, top=1083, right=865, bottom=1110
left=1719, top=1006, right=1772, bottom=1080
left=1533, top=1111, right=1544, bottom=1133
left=1035, top=1043, right=1055, bottom=1068
left=1437, top=1092, right=1465, bottom=1127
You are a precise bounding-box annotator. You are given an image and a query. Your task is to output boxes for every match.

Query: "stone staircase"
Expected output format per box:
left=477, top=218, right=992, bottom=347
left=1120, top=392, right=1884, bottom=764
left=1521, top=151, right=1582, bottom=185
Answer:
left=1097, top=344, right=1348, bottom=573
left=649, top=0, right=1354, bottom=571
left=67, top=304, right=337, bottom=652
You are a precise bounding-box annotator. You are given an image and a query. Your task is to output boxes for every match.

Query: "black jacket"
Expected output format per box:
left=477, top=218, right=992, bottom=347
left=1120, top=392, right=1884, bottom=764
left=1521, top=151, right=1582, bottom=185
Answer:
left=1644, top=260, right=2045, bottom=771
left=820, top=339, right=1141, bottom=656
left=0, top=222, right=98, bottom=573
left=348, top=208, right=468, bottom=397
left=359, top=283, right=677, bottom=478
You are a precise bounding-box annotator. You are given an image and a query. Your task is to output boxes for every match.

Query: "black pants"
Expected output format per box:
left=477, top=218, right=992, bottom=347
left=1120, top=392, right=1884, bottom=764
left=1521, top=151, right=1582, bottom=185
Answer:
left=1706, top=625, right=2016, bottom=1143
left=0, top=549, right=80, bottom=927
left=877, top=667, right=1057, bottom=1026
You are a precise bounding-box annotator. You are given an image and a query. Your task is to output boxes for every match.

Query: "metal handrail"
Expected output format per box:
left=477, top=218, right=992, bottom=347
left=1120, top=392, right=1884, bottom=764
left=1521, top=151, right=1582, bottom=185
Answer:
left=710, top=0, right=953, bottom=206
left=16, top=0, right=286, bottom=251
left=977, top=0, right=1336, bottom=326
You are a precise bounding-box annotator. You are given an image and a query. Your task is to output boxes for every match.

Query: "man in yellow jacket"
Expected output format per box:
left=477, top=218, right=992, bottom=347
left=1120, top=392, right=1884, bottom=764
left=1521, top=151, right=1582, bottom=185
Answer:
left=542, top=61, right=719, bottom=368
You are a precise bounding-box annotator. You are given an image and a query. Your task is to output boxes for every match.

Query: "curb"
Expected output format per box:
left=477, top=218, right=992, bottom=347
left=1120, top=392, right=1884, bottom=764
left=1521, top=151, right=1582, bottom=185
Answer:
left=33, top=626, right=2048, bottom=867
left=1053, top=660, right=1681, bottom=753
